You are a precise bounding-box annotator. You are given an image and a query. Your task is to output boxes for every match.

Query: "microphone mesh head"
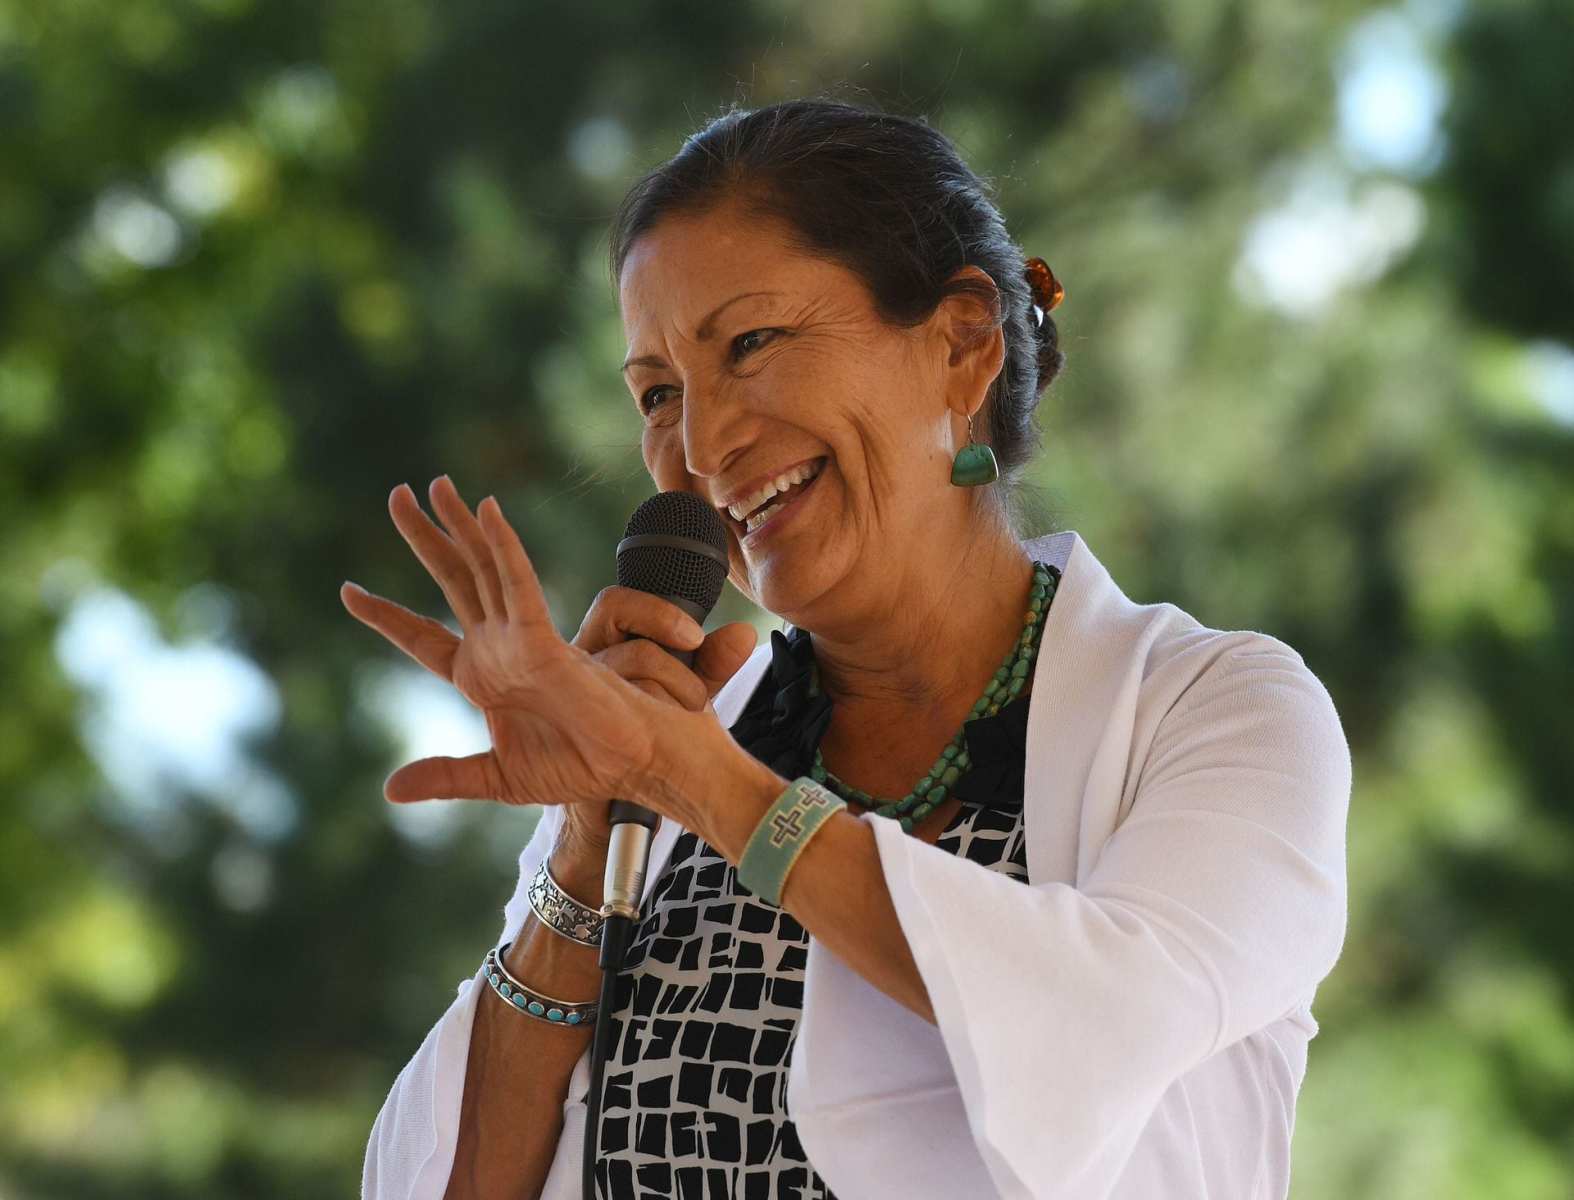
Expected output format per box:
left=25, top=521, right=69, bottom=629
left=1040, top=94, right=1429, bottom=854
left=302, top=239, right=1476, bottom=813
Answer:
left=617, top=491, right=730, bottom=617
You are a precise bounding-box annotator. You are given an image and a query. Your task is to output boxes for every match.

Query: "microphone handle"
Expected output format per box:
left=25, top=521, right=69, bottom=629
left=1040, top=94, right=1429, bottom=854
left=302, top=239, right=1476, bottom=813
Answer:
left=601, top=617, right=701, bottom=928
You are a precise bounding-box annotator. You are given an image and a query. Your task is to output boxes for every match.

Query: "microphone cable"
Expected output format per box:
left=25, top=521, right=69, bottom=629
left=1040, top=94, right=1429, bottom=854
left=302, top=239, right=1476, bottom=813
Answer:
left=582, top=906, right=635, bottom=1200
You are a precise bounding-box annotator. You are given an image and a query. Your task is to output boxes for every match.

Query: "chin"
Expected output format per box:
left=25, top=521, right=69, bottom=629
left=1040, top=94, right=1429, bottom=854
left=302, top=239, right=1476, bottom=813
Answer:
left=747, top=545, right=840, bottom=625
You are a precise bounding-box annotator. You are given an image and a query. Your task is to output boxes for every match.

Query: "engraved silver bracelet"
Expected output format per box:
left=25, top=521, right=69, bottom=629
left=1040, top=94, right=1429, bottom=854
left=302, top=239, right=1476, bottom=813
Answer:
left=527, top=859, right=605, bottom=948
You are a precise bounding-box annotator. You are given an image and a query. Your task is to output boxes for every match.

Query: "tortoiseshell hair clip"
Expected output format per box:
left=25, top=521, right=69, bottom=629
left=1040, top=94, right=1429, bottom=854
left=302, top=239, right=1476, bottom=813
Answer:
left=1024, top=256, right=1065, bottom=329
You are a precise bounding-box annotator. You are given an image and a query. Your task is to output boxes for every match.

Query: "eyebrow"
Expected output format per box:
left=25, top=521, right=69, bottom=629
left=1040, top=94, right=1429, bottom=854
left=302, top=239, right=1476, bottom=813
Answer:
left=621, top=291, right=781, bottom=374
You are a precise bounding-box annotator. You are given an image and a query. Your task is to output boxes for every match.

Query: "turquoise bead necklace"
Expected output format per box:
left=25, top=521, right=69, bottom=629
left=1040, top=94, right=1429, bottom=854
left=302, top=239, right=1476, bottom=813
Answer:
left=808, top=561, right=1059, bottom=832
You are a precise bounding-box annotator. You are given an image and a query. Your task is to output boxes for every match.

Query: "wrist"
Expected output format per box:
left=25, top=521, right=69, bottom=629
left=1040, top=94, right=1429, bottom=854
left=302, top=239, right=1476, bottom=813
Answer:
left=547, top=840, right=606, bottom=908
left=639, top=714, right=787, bottom=862
left=706, top=754, right=792, bottom=864
left=503, top=913, right=602, bottom=997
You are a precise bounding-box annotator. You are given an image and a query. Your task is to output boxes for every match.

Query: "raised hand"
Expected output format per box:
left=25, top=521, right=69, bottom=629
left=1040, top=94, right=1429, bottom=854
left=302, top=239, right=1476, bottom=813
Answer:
left=341, top=476, right=677, bottom=808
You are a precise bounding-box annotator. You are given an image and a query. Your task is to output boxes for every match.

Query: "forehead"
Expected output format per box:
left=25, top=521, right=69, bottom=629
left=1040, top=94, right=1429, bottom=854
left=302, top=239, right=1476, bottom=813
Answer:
left=617, top=205, right=857, bottom=340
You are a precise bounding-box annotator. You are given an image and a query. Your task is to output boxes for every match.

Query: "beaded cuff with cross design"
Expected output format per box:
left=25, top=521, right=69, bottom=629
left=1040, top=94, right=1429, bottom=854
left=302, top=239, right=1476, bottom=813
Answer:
left=736, top=777, right=848, bottom=907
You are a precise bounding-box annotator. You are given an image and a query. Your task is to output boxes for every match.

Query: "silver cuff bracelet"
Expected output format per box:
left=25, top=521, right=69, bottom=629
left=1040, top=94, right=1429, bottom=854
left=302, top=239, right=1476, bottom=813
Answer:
left=527, top=859, right=605, bottom=948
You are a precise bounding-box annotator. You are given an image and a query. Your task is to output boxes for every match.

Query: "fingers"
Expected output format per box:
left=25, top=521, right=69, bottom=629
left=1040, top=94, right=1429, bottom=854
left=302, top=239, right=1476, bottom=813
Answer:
left=428, top=476, right=508, bottom=621
left=477, top=495, right=556, bottom=628
left=629, top=678, right=677, bottom=704
left=692, top=621, right=760, bottom=699
left=385, top=750, right=504, bottom=804
left=570, top=591, right=744, bottom=712
left=572, top=586, right=705, bottom=655
left=388, top=483, right=488, bottom=629
left=341, top=582, right=461, bottom=680
left=597, top=639, right=709, bottom=711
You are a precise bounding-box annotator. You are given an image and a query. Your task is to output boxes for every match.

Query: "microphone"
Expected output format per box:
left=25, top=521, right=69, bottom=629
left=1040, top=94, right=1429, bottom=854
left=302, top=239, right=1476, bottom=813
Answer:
left=586, top=491, right=730, bottom=1200
left=599, top=490, right=732, bottom=934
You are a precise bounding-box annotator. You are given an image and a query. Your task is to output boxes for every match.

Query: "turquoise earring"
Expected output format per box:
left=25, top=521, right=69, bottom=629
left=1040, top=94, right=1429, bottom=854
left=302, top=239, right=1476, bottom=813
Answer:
left=950, top=411, right=999, bottom=487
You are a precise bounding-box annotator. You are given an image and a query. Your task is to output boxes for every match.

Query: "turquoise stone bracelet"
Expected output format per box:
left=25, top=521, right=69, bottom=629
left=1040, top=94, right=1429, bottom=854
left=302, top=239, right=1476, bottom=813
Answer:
left=482, top=942, right=598, bottom=1026
left=811, top=561, right=1060, bottom=831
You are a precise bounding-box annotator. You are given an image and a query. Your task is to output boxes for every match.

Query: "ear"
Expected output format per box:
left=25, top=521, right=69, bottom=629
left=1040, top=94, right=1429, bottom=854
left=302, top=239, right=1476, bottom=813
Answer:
left=928, top=265, right=1006, bottom=422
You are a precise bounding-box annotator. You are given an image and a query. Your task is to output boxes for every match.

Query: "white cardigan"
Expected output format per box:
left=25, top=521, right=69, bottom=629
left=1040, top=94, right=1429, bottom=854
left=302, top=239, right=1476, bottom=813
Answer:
left=362, top=529, right=1351, bottom=1200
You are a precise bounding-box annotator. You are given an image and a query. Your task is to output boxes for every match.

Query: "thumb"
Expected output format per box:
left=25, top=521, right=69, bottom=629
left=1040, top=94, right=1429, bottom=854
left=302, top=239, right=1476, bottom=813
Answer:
left=692, top=621, right=759, bottom=699
left=385, top=751, right=503, bottom=804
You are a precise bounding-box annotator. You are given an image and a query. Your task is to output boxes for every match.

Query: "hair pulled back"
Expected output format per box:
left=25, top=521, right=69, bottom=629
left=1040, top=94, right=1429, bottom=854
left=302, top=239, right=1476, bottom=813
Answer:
left=608, top=97, right=1064, bottom=497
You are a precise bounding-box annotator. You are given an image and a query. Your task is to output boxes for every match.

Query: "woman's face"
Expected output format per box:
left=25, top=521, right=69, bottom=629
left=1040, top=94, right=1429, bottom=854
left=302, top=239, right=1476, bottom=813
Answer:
left=618, top=200, right=996, bottom=623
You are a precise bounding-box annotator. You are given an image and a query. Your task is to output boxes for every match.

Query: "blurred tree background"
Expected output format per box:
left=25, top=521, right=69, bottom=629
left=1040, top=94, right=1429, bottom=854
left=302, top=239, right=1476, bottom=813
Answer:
left=2, top=0, right=1571, bottom=1195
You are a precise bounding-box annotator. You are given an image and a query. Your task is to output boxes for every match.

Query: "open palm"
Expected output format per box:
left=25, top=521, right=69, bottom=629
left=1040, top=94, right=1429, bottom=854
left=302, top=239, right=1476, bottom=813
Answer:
left=341, top=476, right=658, bottom=807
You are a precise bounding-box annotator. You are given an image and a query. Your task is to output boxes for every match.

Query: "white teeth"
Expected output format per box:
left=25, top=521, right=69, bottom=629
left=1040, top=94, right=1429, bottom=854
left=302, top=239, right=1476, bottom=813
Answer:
left=726, top=459, right=822, bottom=524
left=745, top=503, right=780, bottom=533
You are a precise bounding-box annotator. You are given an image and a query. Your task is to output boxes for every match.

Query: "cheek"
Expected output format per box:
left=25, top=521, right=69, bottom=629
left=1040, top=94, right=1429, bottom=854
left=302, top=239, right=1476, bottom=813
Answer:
left=779, top=345, right=905, bottom=440
left=641, top=429, right=689, bottom=489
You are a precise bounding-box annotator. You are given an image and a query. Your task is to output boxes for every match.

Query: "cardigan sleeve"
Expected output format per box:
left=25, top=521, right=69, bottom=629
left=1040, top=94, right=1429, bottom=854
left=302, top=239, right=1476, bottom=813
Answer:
left=361, top=803, right=565, bottom=1199
left=786, top=637, right=1352, bottom=1200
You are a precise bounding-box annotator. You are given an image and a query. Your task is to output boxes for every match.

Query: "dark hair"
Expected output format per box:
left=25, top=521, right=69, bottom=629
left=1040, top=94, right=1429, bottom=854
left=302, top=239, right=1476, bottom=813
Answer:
left=607, top=98, right=1065, bottom=514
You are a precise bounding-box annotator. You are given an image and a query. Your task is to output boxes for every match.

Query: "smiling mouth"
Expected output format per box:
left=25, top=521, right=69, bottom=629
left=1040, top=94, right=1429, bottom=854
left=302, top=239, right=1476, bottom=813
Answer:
left=727, top=457, right=827, bottom=538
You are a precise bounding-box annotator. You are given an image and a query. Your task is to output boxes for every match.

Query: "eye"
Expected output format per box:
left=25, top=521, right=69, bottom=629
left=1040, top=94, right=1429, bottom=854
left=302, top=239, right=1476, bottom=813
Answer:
left=730, top=328, right=780, bottom=360
left=639, top=384, right=677, bottom=415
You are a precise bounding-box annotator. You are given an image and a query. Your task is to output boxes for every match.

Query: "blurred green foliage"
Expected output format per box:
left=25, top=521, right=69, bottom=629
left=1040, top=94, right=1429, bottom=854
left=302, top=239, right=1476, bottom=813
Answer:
left=2, top=0, right=1571, bottom=1196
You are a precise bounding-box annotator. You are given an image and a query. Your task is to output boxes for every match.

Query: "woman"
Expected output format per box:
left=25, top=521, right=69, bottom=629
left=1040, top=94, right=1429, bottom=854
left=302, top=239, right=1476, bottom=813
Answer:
left=348, top=100, right=1351, bottom=1200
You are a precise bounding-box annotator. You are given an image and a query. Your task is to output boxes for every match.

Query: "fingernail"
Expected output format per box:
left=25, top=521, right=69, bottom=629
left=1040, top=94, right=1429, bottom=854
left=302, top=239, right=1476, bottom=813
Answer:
left=342, top=580, right=366, bottom=594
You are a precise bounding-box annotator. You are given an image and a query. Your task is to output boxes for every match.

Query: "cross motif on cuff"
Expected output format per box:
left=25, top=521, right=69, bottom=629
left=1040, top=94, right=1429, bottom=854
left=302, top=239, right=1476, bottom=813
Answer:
left=768, top=785, right=833, bottom=847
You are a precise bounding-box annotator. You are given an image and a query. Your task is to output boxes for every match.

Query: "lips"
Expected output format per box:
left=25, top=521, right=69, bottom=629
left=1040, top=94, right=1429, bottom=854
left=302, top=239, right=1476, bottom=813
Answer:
left=739, top=460, right=824, bottom=542
left=723, top=458, right=825, bottom=522
left=718, top=457, right=827, bottom=537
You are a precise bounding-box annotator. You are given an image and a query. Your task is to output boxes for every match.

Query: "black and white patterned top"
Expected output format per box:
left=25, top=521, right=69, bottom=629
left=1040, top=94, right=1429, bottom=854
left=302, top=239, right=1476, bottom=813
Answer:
left=592, top=623, right=1038, bottom=1200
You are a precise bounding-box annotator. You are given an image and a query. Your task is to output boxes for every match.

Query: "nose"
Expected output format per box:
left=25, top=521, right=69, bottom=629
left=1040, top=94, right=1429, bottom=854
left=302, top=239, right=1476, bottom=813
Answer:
left=680, top=380, right=750, bottom=482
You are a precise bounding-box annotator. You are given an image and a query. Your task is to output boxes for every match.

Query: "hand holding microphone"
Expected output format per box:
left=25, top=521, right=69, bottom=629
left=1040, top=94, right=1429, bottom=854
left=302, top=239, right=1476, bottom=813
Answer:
left=557, top=577, right=757, bottom=883
left=337, top=475, right=756, bottom=844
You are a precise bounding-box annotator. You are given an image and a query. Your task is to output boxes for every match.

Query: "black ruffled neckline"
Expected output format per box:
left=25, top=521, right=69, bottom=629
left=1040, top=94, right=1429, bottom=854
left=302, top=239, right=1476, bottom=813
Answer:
left=727, top=624, right=1033, bottom=815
